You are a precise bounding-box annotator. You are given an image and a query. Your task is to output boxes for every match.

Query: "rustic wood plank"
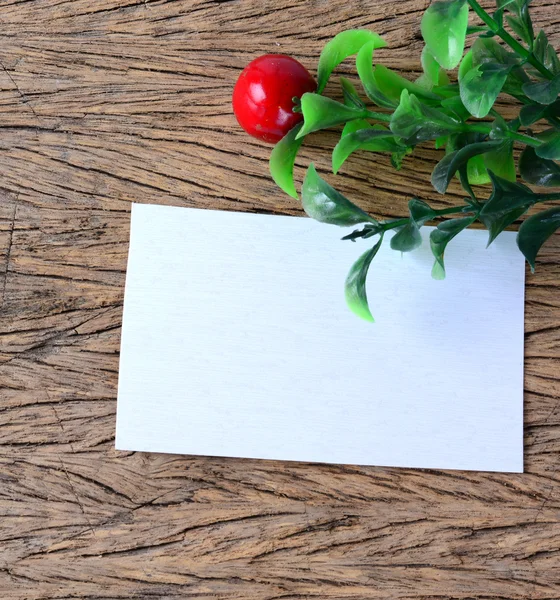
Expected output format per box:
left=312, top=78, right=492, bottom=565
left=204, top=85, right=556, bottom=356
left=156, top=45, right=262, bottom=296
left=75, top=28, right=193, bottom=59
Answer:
left=1, top=0, right=559, bottom=598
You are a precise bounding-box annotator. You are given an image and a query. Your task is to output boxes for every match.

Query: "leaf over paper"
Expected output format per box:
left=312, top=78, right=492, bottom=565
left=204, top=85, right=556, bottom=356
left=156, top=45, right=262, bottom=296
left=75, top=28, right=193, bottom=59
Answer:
left=302, top=164, right=375, bottom=226
left=390, top=199, right=436, bottom=253
left=345, top=234, right=384, bottom=322
left=479, top=173, right=535, bottom=245
left=430, top=216, right=476, bottom=279
left=517, top=206, right=560, bottom=272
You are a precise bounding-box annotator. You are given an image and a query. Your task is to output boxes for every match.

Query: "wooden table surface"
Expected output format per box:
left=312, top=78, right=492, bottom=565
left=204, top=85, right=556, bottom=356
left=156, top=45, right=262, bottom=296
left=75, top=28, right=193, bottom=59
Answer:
left=1, top=1, right=559, bottom=598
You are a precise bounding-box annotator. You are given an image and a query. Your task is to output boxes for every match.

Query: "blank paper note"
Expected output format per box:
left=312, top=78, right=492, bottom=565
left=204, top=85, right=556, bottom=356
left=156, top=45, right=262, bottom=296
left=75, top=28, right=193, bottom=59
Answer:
left=116, top=203, right=525, bottom=473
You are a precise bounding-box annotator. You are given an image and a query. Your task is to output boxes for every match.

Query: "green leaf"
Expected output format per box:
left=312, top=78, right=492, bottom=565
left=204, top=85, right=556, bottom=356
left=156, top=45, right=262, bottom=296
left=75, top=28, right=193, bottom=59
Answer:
left=421, top=46, right=439, bottom=84
left=471, top=36, right=513, bottom=66
left=390, top=199, right=436, bottom=252
left=496, top=0, right=534, bottom=45
left=301, top=164, right=374, bottom=226
left=518, top=0, right=534, bottom=46
left=479, top=172, right=535, bottom=245
left=356, top=41, right=397, bottom=109
left=506, top=14, right=533, bottom=46
left=421, top=0, right=469, bottom=70
left=522, top=73, right=560, bottom=105
left=481, top=172, right=535, bottom=214
left=340, top=77, right=365, bottom=109
left=535, top=132, right=560, bottom=160
left=547, top=99, right=560, bottom=118
left=430, top=216, right=476, bottom=279
left=458, top=50, right=473, bottom=82
left=533, top=30, right=560, bottom=75
left=297, top=93, right=369, bottom=138
left=489, top=113, right=509, bottom=140
left=317, top=30, right=387, bottom=94
left=446, top=131, right=484, bottom=151
left=460, top=135, right=512, bottom=186
left=431, top=82, right=461, bottom=97
left=390, top=223, right=422, bottom=253
left=440, top=95, right=470, bottom=120
left=332, top=126, right=400, bottom=174
left=341, top=118, right=371, bottom=137
left=492, top=6, right=506, bottom=28
left=547, top=48, right=560, bottom=76
left=435, top=135, right=449, bottom=149
left=390, top=89, right=462, bottom=145
left=458, top=165, right=477, bottom=201
left=505, top=14, right=524, bottom=40
left=409, top=198, right=438, bottom=223
left=503, top=68, right=530, bottom=97
left=495, top=0, right=517, bottom=10
left=536, top=128, right=560, bottom=141
left=469, top=37, right=527, bottom=97
left=484, top=140, right=517, bottom=182
left=517, top=206, right=560, bottom=272
left=416, top=47, right=449, bottom=90
left=480, top=205, right=529, bottom=245
left=345, top=234, right=384, bottom=322
left=494, top=0, right=527, bottom=26
left=460, top=63, right=511, bottom=117
left=519, top=102, right=549, bottom=126
left=532, top=30, right=548, bottom=63
left=533, top=129, right=560, bottom=160
left=431, top=140, right=502, bottom=194
left=269, top=123, right=304, bottom=199
left=519, top=146, right=560, bottom=187
left=391, top=147, right=411, bottom=170
left=371, top=64, right=442, bottom=104
left=466, top=154, right=491, bottom=185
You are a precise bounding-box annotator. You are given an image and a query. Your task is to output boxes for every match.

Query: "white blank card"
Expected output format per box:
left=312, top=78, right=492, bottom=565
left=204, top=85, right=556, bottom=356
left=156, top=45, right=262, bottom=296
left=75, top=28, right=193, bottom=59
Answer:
left=116, top=203, right=525, bottom=472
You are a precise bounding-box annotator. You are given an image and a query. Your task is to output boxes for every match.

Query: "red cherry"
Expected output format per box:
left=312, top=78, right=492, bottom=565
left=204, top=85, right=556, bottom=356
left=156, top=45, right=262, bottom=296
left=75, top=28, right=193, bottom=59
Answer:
left=232, top=54, right=316, bottom=144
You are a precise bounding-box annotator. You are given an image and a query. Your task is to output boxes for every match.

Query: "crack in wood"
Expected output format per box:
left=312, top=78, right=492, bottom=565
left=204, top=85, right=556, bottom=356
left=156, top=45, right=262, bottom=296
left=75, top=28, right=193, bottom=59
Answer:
left=0, top=196, right=18, bottom=310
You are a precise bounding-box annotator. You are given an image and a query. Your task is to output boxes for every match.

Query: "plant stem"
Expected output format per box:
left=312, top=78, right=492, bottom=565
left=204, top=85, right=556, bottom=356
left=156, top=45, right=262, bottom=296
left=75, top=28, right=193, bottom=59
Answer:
left=465, top=123, right=542, bottom=147
left=365, top=110, right=392, bottom=122
left=536, top=193, right=560, bottom=202
left=466, top=124, right=493, bottom=135
left=380, top=205, right=469, bottom=231
left=506, top=130, right=542, bottom=146
left=467, top=0, right=554, bottom=80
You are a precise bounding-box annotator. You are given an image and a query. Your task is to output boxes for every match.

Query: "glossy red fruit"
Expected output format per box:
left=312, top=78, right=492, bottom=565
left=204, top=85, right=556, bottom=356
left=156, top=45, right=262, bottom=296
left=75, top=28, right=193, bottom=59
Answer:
left=232, top=54, right=316, bottom=144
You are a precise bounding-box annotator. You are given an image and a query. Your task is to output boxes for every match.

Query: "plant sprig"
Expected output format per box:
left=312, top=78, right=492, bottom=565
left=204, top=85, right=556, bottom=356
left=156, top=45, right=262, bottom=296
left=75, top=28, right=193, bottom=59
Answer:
left=268, top=0, right=560, bottom=321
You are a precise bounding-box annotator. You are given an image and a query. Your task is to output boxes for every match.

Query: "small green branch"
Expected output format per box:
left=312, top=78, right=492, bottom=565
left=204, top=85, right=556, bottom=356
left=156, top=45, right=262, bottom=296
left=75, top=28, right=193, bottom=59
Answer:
left=379, top=205, right=470, bottom=232
left=367, top=194, right=559, bottom=240
left=536, top=192, right=560, bottom=203
left=365, top=110, right=392, bottom=122
left=465, top=124, right=493, bottom=135
left=467, top=0, right=554, bottom=80
left=463, top=122, right=542, bottom=147
left=506, top=130, right=542, bottom=147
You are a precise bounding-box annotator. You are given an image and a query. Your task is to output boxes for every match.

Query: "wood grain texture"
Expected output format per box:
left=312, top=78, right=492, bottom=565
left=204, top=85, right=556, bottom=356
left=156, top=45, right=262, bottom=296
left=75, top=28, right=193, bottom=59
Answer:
left=0, top=0, right=559, bottom=598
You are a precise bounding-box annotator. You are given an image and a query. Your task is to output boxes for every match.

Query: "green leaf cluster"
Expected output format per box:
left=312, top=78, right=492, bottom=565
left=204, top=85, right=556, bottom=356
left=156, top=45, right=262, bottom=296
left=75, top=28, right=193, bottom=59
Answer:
left=266, top=1, right=560, bottom=321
